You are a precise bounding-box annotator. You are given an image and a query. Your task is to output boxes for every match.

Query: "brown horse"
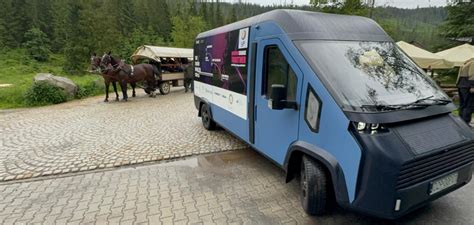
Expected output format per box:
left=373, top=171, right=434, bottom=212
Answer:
left=100, top=52, right=159, bottom=101
left=90, top=54, right=124, bottom=102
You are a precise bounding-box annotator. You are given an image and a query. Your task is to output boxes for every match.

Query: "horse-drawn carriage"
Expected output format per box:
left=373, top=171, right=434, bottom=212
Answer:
left=131, top=45, right=193, bottom=95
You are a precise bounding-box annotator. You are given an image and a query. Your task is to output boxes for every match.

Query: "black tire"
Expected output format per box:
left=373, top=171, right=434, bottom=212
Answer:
left=159, top=82, right=170, bottom=95
left=200, top=103, right=216, bottom=130
left=300, top=155, right=330, bottom=216
left=144, top=89, right=151, bottom=94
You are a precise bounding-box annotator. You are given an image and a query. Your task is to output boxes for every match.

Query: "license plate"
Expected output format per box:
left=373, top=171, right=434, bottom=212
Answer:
left=429, top=172, right=458, bottom=195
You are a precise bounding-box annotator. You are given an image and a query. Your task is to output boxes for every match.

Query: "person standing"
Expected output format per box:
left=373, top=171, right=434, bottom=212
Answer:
left=183, top=61, right=194, bottom=93
left=456, top=58, right=474, bottom=125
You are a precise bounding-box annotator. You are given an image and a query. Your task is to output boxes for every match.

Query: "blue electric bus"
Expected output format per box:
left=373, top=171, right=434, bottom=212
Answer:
left=192, top=9, right=474, bottom=219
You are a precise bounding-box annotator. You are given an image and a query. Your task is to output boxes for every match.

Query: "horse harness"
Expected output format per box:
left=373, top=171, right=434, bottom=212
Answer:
left=109, top=63, right=135, bottom=77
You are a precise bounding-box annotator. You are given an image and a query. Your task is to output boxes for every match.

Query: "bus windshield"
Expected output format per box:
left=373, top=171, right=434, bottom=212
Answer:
left=296, top=41, right=449, bottom=112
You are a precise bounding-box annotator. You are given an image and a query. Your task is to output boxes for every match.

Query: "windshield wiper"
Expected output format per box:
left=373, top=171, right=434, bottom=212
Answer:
left=360, top=104, right=401, bottom=111
left=405, top=95, right=451, bottom=106
left=360, top=96, right=451, bottom=112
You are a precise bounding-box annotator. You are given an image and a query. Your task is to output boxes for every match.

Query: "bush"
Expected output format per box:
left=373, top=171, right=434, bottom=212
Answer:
left=24, top=82, right=68, bottom=106
left=75, top=80, right=103, bottom=99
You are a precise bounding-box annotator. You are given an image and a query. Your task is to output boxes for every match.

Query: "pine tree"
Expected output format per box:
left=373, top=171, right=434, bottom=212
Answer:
left=118, top=0, right=136, bottom=36
left=176, top=1, right=183, bottom=15
left=32, top=0, right=54, bottom=38
left=50, top=0, right=69, bottom=52
left=441, top=1, right=474, bottom=42
left=189, top=0, right=198, bottom=16
left=215, top=0, right=223, bottom=27
left=64, top=0, right=88, bottom=74
left=23, top=28, right=51, bottom=61
left=10, top=0, right=33, bottom=45
left=229, top=5, right=238, bottom=24
left=171, top=15, right=206, bottom=47
left=0, top=0, right=11, bottom=48
left=134, top=0, right=150, bottom=30
left=209, top=1, right=215, bottom=28
left=149, top=0, right=172, bottom=41
left=199, top=0, right=209, bottom=26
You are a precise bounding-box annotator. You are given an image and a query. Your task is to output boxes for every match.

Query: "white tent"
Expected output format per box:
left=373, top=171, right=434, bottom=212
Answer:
left=131, top=45, right=193, bottom=64
left=435, top=44, right=474, bottom=67
left=396, top=41, right=453, bottom=69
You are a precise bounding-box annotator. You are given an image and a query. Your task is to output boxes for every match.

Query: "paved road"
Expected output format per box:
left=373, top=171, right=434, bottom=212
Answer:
left=0, top=88, right=247, bottom=181
left=0, top=149, right=472, bottom=225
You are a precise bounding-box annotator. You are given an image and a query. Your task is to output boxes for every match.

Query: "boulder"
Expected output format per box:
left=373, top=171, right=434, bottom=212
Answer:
left=34, top=73, right=78, bottom=96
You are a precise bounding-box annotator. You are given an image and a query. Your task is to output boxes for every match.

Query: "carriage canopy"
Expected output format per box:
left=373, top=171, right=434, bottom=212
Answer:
left=131, top=45, right=193, bottom=64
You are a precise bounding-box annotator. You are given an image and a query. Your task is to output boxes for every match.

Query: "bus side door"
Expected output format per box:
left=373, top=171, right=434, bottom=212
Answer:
left=253, top=38, right=302, bottom=164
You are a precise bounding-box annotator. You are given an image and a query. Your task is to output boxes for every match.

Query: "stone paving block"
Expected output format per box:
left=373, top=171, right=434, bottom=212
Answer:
left=135, top=211, right=148, bottom=224
left=160, top=216, right=174, bottom=224
left=159, top=207, right=173, bottom=219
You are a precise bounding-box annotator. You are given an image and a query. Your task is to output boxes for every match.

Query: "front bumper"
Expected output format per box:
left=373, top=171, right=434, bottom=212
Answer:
left=349, top=115, right=474, bottom=219
left=393, top=163, right=472, bottom=218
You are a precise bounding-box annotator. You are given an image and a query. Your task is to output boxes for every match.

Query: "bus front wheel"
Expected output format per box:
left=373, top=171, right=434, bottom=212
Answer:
left=300, top=155, right=330, bottom=215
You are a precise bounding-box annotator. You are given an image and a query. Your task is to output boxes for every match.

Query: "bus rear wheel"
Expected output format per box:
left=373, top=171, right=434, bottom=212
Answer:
left=300, top=155, right=330, bottom=215
left=200, top=103, right=216, bottom=130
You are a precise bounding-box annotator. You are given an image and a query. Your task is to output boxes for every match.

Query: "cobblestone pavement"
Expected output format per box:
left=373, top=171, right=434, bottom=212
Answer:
left=0, top=149, right=472, bottom=225
left=0, top=88, right=247, bottom=181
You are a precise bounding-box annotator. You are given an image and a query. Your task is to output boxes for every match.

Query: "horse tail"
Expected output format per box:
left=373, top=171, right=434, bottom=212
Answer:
left=151, top=64, right=161, bottom=80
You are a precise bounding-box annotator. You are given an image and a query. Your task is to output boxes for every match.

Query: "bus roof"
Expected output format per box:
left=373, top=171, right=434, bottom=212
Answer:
left=197, top=9, right=391, bottom=42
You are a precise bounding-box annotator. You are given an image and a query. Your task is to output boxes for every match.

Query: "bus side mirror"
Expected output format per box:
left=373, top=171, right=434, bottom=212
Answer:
left=269, top=84, right=297, bottom=110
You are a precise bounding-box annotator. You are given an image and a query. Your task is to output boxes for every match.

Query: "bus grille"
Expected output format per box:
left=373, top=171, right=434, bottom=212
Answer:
left=396, top=142, right=474, bottom=190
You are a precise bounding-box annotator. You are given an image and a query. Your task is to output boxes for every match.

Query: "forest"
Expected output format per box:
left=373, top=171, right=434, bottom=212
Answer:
left=0, top=0, right=471, bottom=73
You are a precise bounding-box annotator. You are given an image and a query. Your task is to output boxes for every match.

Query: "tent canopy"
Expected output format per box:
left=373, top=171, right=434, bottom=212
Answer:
left=131, top=45, right=193, bottom=64
left=435, top=43, right=474, bottom=67
left=396, top=41, right=453, bottom=69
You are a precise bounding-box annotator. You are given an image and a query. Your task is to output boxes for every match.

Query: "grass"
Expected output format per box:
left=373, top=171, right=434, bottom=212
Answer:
left=0, top=49, right=104, bottom=109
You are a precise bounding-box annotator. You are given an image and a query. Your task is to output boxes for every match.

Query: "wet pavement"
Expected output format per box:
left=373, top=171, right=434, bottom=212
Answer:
left=0, top=149, right=472, bottom=224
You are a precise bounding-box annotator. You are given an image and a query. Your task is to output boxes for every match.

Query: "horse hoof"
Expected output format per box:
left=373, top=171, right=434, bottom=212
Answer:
left=104, top=99, right=109, bottom=102
left=115, top=98, right=119, bottom=101
left=132, top=94, right=136, bottom=97
left=122, top=99, right=128, bottom=102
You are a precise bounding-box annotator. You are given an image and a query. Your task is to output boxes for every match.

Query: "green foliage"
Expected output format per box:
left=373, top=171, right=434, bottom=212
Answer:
left=0, top=0, right=16, bottom=47
left=23, top=28, right=51, bottom=62
left=441, top=2, right=474, bottom=40
left=0, top=0, right=461, bottom=89
left=229, top=5, right=238, bottom=24
left=117, top=0, right=136, bottom=37
left=0, top=49, right=103, bottom=109
left=317, top=0, right=369, bottom=17
left=75, top=80, right=103, bottom=99
left=64, top=45, right=89, bottom=74
left=171, top=15, right=206, bottom=48
left=10, top=0, right=33, bottom=45
left=24, top=82, right=68, bottom=106
left=117, top=29, right=167, bottom=62
left=374, top=7, right=450, bottom=52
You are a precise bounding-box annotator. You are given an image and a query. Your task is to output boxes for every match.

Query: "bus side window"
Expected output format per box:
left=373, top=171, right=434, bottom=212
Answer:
left=263, top=45, right=297, bottom=101
left=305, top=85, right=322, bottom=133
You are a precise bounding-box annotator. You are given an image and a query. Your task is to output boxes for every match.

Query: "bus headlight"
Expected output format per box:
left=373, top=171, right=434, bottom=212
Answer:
left=357, top=122, right=367, bottom=131
left=353, top=122, right=387, bottom=134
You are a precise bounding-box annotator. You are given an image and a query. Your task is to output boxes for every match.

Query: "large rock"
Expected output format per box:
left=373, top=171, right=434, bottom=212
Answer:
left=34, top=73, right=78, bottom=96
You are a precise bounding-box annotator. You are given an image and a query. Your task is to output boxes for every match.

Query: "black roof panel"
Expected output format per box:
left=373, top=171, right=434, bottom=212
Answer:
left=197, top=9, right=392, bottom=42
